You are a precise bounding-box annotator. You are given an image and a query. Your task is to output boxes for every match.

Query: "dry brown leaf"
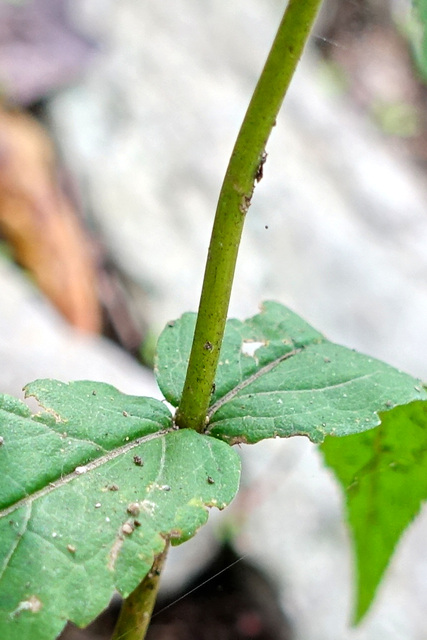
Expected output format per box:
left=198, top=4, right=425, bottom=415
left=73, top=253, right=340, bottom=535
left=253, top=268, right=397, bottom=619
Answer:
left=0, top=107, right=101, bottom=333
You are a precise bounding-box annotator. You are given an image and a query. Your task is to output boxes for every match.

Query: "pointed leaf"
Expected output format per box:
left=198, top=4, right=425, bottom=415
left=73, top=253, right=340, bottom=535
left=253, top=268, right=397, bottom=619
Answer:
left=0, top=380, right=240, bottom=640
left=320, top=400, right=427, bottom=622
left=156, top=301, right=427, bottom=443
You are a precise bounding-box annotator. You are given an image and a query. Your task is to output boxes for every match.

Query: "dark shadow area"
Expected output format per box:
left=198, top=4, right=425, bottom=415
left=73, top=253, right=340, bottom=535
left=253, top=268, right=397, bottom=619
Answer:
left=61, top=543, right=293, bottom=640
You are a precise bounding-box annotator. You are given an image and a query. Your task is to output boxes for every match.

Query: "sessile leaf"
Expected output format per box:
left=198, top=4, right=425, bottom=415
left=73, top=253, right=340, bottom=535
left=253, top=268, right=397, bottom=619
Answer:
left=156, top=301, right=427, bottom=444
left=321, top=400, right=427, bottom=622
left=0, top=380, right=240, bottom=640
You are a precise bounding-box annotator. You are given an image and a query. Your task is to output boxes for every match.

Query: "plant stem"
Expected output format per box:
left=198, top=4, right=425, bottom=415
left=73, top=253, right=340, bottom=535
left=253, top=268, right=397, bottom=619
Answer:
left=175, top=0, right=323, bottom=431
left=111, top=4, right=323, bottom=637
left=111, top=543, right=169, bottom=640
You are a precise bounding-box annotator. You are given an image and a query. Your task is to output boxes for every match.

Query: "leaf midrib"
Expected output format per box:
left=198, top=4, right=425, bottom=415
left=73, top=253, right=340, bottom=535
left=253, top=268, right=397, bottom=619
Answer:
left=206, top=348, right=301, bottom=422
left=0, top=428, right=172, bottom=519
left=0, top=504, right=31, bottom=583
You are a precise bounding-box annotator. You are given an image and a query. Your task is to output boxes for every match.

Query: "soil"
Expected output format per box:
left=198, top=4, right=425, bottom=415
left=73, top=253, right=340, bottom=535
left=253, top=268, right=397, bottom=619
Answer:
left=60, top=544, right=292, bottom=640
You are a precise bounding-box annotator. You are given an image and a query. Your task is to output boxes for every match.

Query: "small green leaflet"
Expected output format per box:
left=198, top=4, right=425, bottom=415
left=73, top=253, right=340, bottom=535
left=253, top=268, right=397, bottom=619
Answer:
left=156, top=301, right=427, bottom=444
left=0, top=380, right=240, bottom=640
left=321, top=401, right=427, bottom=622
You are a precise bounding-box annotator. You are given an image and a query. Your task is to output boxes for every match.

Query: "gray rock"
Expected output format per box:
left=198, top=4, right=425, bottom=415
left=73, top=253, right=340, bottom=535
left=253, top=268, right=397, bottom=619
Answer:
left=0, top=257, right=158, bottom=398
left=48, top=2, right=427, bottom=378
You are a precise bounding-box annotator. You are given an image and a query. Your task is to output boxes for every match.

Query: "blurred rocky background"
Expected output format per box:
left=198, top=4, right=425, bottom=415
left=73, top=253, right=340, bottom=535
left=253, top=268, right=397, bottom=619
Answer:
left=2, top=0, right=427, bottom=639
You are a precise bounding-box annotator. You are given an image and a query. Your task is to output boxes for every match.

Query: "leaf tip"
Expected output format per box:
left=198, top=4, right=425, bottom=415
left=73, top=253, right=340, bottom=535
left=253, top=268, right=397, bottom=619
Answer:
left=351, top=595, right=371, bottom=628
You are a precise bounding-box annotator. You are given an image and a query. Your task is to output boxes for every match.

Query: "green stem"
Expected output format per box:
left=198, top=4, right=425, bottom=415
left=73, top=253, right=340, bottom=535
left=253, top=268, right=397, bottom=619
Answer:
left=111, top=543, right=169, bottom=640
left=176, top=0, right=323, bottom=431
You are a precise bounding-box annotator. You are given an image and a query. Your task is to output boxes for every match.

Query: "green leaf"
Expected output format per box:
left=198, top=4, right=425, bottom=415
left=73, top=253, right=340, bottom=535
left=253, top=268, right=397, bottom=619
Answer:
left=0, top=380, right=240, bottom=640
left=320, top=400, right=427, bottom=622
left=156, top=301, right=427, bottom=443
left=411, top=0, right=427, bottom=80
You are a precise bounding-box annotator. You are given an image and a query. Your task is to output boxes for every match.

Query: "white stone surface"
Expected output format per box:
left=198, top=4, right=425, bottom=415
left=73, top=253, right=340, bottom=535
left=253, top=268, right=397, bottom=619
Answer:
left=0, top=257, right=158, bottom=398
left=52, top=2, right=427, bottom=377
left=236, top=437, right=427, bottom=640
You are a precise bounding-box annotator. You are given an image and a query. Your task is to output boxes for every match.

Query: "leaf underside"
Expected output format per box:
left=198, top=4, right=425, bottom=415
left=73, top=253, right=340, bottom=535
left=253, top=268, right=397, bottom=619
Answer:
left=0, top=381, right=240, bottom=640
left=156, top=301, right=427, bottom=444
left=2, top=301, right=427, bottom=638
left=321, top=400, right=427, bottom=622
left=156, top=301, right=427, bottom=621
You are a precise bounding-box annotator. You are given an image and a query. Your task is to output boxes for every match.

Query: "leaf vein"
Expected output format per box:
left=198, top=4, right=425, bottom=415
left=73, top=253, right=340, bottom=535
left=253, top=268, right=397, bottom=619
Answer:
left=207, top=348, right=301, bottom=423
left=0, top=429, right=172, bottom=519
left=0, top=504, right=32, bottom=583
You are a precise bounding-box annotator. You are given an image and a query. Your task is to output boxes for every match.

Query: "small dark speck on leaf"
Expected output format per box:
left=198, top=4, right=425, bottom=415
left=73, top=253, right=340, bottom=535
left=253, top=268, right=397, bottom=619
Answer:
left=207, top=476, right=215, bottom=484
left=133, top=455, right=143, bottom=466
left=108, top=484, right=119, bottom=491
left=167, top=321, right=175, bottom=328
left=0, top=436, right=4, bottom=446
left=134, top=519, right=141, bottom=527
left=127, top=502, right=140, bottom=516
left=12, top=595, right=42, bottom=616
left=211, top=383, right=216, bottom=394
left=122, top=523, right=134, bottom=535
left=323, top=357, right=331, bottom=363
left=92, top=390, right=97, bottom=396
left=162, top=485, right=171, bottom=492
left=204, top=341, right=213, bottom=351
